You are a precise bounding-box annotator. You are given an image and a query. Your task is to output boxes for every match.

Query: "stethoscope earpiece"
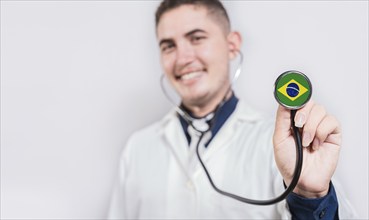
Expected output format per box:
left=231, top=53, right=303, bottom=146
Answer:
left=274, top=70, right=312, bottom=110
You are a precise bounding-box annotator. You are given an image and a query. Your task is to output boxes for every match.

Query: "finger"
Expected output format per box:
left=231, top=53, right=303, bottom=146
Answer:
left=312, top=115, right=342, bottom=150
left=275, top=105, right=292, bottom=132
left=294, top=100, right=315, bottom=128
left=274, top=105, right=292, bottom=145
left=302, top=104, right=326, bottom=147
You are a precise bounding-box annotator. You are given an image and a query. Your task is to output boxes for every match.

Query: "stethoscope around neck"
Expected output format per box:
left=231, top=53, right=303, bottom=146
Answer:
left=160, top=50, right=309, bottom=205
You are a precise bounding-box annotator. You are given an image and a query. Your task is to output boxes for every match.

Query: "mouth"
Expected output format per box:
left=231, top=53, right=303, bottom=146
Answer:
left=175, top=69, right=206, bottom=82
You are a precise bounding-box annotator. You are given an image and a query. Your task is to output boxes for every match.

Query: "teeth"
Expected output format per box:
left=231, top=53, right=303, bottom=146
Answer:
left=181, top=71, right=202, bottom=80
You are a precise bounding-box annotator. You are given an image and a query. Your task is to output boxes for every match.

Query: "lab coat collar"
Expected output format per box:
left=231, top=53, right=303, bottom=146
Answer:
left=159, top=100, right=263, bottom=128
left=179, top=94, right=239, bottom=147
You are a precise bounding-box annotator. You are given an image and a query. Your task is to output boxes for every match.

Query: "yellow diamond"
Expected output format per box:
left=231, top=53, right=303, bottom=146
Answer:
left=278, top=79, right=308, bottom=101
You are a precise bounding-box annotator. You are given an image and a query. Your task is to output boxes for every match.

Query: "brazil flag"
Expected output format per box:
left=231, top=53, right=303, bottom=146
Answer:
left=274, top=71, right=312, bottom=109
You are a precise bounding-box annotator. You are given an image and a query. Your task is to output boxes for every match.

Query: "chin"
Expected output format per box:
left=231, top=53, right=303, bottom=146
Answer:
left=182, top=92, right=209, bottom=106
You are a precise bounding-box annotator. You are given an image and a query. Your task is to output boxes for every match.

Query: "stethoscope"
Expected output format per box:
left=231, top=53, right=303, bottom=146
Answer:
left=160, top=50, right=312, bottom=205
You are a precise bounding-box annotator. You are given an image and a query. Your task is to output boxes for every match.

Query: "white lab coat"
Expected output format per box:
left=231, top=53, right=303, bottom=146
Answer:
left=108, top=101, right=356, bottom=219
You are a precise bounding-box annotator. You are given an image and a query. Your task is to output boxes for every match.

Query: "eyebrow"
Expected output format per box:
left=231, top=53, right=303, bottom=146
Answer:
left=185, top=29, right=207, bottom=38
left=158, top=29, right=207, bottom=47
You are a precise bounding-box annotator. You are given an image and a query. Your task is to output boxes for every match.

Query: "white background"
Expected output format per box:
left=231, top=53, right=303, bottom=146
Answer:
left=1, top=1, right=368, bottom=219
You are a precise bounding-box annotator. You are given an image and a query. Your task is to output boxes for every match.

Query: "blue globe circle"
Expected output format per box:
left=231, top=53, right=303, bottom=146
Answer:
left=286, top=83, right=299, bottom=97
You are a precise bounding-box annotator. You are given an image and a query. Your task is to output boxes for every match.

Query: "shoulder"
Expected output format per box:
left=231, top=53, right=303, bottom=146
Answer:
left=229, top=100, right=276, bottom=153
left=123, top=109, right=177, bottom=152
left=128, top=111, right=174, bottom=142
left=233, top=100, right=275, bottom=129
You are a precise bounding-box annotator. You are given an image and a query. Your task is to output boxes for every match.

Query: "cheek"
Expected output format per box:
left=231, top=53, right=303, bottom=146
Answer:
left=200, top=49, right=229, bottom=76
left=161, top=54, right=175, bottom=77
left=198, top=42, right=229, bottom=67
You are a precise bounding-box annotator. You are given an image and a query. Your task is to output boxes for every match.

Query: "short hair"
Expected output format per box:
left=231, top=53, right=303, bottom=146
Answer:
left=155, top=0, right=231, bottom=33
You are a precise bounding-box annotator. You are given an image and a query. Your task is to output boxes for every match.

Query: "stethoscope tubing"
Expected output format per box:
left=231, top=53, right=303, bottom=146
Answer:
left=195, top=109, right=303, bottom=205
left=160, top=49, right=303, bottom=205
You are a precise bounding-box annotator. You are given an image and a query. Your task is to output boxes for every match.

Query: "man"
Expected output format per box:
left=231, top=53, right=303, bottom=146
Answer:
left=108, top=0, right=355, bottom=219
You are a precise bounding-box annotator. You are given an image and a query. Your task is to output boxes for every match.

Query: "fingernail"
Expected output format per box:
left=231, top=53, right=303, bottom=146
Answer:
left=312, top=138, right=320, bottom=151
left=295, top=113, right=305, bottom=128
left=302, top=132, right=311, bottom=147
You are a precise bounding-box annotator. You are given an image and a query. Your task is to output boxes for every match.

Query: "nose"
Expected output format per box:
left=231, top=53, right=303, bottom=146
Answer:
left=176, top=41, right=196, bottom=68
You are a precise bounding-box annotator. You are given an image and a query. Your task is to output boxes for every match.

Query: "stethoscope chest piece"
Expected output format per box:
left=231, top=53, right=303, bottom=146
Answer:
left=190, top=113, right=214, bottom=133
left=274, top=70, right=312, bottom=110
left=192, top=119, right=210, bottom=133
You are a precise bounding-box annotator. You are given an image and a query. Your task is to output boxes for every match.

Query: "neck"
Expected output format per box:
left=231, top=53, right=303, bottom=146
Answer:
left=182, top=89, right=233, bottom=118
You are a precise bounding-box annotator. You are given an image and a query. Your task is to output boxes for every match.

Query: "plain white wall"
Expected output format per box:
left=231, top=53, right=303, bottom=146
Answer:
left=1, top=1, right=367, bottom=219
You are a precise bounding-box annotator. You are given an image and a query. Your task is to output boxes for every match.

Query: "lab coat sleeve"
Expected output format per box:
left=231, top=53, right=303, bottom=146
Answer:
left=332, top=177, right=358, bottom=219
left=107, top=136, right=134, bottom=220
left=107, top=150, right=127, bottom=219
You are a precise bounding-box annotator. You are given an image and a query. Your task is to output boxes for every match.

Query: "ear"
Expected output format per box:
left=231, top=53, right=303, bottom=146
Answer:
left=227, top=31, right=242, bottom=60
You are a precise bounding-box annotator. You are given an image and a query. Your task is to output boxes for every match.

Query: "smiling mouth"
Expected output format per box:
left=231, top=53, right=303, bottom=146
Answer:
left=176, top=69, right=206, bottom=81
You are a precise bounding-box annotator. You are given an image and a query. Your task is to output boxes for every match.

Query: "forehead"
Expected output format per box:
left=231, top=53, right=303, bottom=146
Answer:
left=156, top=5, right=223, bottom=39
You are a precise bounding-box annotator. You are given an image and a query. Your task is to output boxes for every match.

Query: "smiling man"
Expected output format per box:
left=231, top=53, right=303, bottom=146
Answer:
left=156, top=2, right=239, bottom=117
left=108, top=0, right=355, bottom=219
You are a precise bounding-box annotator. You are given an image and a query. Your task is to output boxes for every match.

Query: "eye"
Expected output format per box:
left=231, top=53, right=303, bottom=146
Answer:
left=161, top=42, right=175, bottom=53
left=191, top=35, right=206, bottom=44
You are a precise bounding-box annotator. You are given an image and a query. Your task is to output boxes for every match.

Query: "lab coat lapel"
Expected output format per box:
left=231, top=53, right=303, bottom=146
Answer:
left=196, top=114, right=237, bottom=172
left=193, top=101, right=263, bottom=175
left=161, top=110, right=192, bottom=177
